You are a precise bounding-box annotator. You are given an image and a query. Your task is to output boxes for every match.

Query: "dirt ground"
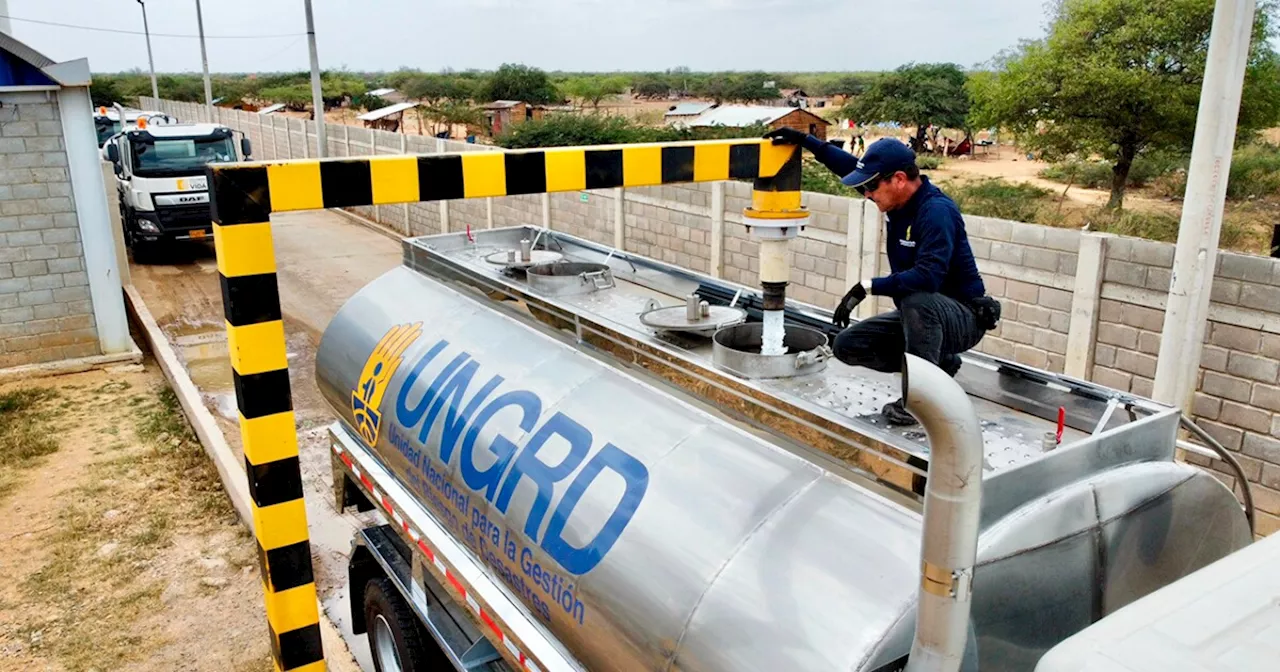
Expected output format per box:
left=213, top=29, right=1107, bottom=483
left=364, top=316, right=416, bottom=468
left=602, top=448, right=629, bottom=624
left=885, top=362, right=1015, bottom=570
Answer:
left=0, top=361, right=272, bottom=672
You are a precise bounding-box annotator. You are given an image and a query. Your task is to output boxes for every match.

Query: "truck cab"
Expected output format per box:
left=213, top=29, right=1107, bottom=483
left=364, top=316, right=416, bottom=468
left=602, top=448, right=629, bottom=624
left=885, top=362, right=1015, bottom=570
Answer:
left=93, top=107, right=172, bottom=148
left=105, top=121, right=251, bottom=261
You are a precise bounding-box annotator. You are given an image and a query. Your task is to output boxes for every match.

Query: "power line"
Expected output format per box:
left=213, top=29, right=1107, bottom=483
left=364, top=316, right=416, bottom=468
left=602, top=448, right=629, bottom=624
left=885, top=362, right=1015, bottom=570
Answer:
left=0, top=14, right=301, bottom=39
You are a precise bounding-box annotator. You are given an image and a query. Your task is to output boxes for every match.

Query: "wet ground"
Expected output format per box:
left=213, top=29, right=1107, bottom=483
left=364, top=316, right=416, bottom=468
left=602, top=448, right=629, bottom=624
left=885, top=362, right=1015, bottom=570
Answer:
left=128, top=210, right=403, bottom=670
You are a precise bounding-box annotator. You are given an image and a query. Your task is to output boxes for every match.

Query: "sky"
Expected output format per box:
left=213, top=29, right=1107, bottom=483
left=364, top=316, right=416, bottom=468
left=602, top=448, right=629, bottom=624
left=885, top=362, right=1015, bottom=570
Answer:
left=5, top=0, right=1051, bottom=74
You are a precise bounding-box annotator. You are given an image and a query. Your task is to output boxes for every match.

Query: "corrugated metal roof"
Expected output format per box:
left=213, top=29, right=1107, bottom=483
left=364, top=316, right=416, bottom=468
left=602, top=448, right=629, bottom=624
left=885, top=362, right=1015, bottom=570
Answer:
left=687, top=105, right=793, bottom=127
left=357, top=102, right=418, bottom=121
left=367, top=87, right=397, bottom=97
left=258, top=103, right=286, bottom=115
left=484, top=100, right=524, bottom=109
left=665, top=102, right=716, bottom=117
left=0, top=33, right=54, bottom=69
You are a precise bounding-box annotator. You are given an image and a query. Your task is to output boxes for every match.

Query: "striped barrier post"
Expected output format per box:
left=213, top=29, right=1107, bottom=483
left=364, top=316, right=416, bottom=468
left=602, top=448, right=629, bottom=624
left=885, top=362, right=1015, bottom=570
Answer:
left=207, top=137, right=800, bottom=672
left=210, top=164, right=324, bottom=672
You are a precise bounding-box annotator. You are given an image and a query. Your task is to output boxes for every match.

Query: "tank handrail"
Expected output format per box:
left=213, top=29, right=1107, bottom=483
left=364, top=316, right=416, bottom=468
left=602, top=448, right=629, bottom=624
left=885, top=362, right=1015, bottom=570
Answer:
left=1179, top=414, right=1256, bottom=537
left=903, top=354, right=984, bottom=672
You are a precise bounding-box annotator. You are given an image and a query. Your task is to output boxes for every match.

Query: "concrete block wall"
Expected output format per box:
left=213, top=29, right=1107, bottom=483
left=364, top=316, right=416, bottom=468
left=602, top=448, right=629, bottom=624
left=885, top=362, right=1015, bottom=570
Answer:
left=963, top=217, right=1080, bottom=372
left=0, top=92, right=99, bottom=367
left=549, top=190, right=614, bottom=247
left=1091, top=238, right=1280, bottom=535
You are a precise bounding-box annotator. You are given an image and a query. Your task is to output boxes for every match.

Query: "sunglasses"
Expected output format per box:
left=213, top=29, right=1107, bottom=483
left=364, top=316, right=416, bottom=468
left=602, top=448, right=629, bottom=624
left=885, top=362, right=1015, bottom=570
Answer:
left=855, top=174, right=884, bottom=196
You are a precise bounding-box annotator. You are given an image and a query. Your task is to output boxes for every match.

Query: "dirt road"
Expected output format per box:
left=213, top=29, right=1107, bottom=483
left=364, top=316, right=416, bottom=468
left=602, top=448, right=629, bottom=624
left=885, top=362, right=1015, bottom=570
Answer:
left=129, top=210, right=404, bottom=670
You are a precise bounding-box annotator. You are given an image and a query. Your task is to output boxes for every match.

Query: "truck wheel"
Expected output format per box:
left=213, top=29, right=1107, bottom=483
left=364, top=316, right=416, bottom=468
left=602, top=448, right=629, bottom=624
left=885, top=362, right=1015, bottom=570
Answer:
left=131, top=240, right=158, bottom=264
left=364, top=577, right=445, bottom=672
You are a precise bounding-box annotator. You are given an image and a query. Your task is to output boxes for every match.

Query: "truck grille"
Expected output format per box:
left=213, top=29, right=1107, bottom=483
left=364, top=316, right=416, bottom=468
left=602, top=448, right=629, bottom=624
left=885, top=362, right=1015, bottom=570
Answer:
left=156, top=203, right=214, bottom=231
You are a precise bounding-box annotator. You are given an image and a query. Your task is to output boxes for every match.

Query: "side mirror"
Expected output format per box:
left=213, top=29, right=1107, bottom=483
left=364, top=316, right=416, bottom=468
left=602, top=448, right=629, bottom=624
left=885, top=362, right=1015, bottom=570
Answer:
left=106, top=144, right=119, bottom=163
left=240, top=137, right=252, bottom=159
left=112, top=162, right=122, bottom=177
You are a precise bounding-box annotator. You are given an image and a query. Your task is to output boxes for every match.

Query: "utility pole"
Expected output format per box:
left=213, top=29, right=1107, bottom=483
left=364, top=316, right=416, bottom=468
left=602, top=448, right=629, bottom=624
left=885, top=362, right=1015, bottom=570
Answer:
left=137, top=0, right=160, bottom=101
left=195, top=0, right=214, bottom=122
left=304, top=0, right=327, bottom=157
left=1153, top=0, right=1257, bottom=412
left=0, top=0, right=12, bottom=35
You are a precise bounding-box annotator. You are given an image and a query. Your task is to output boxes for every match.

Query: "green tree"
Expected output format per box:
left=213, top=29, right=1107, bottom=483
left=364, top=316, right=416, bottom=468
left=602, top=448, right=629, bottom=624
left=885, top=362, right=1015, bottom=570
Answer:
left=319, top=72, right=367, bottom=108
left=842, top=63, right=970, bottom=150
left=968, top=0, right=1280, bottom=208
left=402, top=73, right=473, bottom=104
left=423, top=99, right=484, bottom=137
left=633, top=73, right=673, bottom=99
left=478, top=63, right=560, bottom=105
left=258, top=84, right=313, bottom=111
left=725, top=72, right=782, bottom=103
left=561, top=76, right=628, bottom=109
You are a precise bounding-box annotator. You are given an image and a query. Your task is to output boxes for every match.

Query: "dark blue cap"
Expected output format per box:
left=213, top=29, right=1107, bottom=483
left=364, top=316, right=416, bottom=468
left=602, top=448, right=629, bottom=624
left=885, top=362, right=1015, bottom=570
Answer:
left=841, top=138, right=917, bottom=187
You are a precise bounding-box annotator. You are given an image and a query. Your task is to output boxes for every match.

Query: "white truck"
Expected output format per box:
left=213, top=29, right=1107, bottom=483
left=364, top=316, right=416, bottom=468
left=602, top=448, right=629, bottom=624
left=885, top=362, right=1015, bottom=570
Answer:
left=93, top=106, right=173, bottom=148
left=104, top=120, right=251, bottom=261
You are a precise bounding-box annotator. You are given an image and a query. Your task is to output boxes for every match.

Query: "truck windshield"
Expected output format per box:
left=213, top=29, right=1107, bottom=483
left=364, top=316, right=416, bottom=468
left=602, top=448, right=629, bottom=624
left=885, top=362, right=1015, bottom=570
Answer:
left=130, top=136, right=237, bottom=177
left=95, top=118, right=121, bottom=147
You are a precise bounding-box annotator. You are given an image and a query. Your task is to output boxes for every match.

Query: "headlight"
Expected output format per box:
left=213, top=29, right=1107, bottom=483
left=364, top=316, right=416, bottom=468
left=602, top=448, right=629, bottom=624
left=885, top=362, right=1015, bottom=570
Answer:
left=136, top=218, right=160, bottom=233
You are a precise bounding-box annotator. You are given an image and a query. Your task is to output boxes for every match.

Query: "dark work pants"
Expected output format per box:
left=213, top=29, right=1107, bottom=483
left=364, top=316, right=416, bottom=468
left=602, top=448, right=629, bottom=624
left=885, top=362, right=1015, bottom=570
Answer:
left=833, top=292, right=985, bottom=377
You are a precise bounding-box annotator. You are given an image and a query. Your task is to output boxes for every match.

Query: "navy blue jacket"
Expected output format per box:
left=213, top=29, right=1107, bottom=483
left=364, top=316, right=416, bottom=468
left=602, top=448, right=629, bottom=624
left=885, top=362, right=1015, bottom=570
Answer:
left=805, top=137, right=986, bottom=303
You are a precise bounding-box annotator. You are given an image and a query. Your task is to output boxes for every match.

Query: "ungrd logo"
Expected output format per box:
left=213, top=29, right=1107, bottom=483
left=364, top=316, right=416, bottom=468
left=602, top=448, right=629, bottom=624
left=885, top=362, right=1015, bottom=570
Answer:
left=352, top=322, right=423, bottom=447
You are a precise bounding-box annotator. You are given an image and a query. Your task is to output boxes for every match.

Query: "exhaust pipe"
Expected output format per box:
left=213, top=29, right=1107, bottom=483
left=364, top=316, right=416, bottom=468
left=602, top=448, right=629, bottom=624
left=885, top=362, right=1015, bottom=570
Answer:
left=902, top=354, right=983, bottom=672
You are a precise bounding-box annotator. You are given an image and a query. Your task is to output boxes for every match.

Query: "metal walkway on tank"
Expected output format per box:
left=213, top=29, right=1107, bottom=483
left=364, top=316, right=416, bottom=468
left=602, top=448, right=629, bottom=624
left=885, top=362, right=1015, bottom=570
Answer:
left=401, top=224, right=1167, bottom=496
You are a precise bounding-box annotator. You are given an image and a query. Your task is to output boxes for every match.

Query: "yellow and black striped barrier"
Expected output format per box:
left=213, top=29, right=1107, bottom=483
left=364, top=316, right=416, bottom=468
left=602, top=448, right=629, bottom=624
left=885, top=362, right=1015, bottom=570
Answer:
left=208, top=137, right=800, bottom=671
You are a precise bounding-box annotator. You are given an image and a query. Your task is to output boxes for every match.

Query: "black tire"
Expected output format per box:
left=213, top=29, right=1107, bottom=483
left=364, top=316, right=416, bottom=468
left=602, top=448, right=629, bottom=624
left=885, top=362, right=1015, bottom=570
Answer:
left=364, top=577, right=447, bottom=672
left=130, top=239, right=160, bottom=264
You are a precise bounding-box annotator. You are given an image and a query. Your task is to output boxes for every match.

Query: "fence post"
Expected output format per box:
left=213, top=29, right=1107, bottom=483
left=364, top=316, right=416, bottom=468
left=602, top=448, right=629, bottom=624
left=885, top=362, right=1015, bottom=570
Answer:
left=400, top=133, right=410, bottom=235
left=542, top=193, right=552, bottom=230
left=709, top=182, right=725, bottom=278
left=487, top=198, right=494, bottom=229
left=1064, top=232, right=1111, bottom=380
left=284, top=117, right=294, bottom=159
left=373, top=134, right=382, bottom=225
left=613, top=188, right=625, bottom=250
left=343, top=124, right=351, bottom=158
left=270, top=115, right=279, bottom=160
left=844, top=197, right=862, bottom=297
left=857, top=202, right=883, bottom=319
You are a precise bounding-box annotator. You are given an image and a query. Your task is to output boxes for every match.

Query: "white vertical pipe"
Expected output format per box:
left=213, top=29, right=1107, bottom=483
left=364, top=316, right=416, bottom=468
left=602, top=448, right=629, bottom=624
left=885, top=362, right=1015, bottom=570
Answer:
left=903, top=353, right=983, bottom=672
left=1154, top=0, right=1257, bottom=412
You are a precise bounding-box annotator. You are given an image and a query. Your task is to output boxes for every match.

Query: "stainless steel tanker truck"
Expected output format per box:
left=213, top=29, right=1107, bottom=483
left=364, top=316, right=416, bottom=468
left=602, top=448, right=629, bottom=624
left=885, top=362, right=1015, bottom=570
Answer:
left=317, top=225, right=1254, bottom=672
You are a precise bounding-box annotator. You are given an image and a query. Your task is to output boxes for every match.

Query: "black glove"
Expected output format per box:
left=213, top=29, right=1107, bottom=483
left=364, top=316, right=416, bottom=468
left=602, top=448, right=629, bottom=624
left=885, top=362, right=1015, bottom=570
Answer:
left=832, top=283, right=868, bottom=329
left=763, top=127, right=808, bottom=146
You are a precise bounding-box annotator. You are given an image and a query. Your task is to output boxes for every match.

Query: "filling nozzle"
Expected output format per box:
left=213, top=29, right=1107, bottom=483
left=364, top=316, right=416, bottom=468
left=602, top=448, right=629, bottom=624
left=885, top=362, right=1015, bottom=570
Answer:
left=743, top=145, right=807, bottom=356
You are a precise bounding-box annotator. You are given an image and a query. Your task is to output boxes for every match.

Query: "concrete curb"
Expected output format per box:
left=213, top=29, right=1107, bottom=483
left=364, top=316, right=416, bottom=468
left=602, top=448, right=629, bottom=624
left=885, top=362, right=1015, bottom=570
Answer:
left=0, top=345, right=143, bottom=384
left=330, top=207, right=404, bottom=242
left=124, top=283, right=254, bottom=526
left=123, top=284, right=361, bottom=672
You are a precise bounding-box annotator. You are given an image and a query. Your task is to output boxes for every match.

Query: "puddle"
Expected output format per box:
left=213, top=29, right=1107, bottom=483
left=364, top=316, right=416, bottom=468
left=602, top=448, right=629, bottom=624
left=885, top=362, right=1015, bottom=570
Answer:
left=160, top=317, right=309, bottom=423
left=205, top=390, right=239, bottom=421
